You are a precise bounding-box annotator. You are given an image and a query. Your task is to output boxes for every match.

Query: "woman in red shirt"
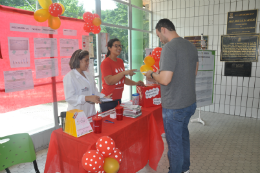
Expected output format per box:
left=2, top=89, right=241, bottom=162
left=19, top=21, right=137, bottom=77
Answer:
left=100, top=38, right=144, bottom=112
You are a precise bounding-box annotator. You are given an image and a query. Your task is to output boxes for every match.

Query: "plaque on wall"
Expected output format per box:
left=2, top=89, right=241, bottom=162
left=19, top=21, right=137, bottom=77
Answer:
left=224, top=62, right=252, bottom=77
left=227, top=10, right=258, bottom=34
left=220, top=34, right=259, bottom=62
left=184, top=36, right=208, bottom=49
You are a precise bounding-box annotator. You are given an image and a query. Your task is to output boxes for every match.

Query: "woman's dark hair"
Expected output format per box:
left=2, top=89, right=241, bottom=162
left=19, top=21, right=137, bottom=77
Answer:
left=106, top=38, right=120, bottom=57
left=69, top=49, right=89, bottom=69
left=155, top=18, right=176, bottom=32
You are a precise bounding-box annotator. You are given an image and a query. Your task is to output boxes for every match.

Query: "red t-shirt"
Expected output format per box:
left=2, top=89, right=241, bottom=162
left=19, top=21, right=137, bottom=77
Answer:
left=101, top=58, right=125, bottom=100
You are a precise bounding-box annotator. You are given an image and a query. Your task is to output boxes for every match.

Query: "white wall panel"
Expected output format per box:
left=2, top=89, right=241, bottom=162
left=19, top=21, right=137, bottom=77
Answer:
left=152, top=0, right=260, bottom=118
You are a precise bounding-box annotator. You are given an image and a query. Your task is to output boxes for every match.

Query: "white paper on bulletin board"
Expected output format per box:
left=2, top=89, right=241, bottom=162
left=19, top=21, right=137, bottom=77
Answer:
left=82, top=35, right=94, bottom=57
left=196, top=71, right=214, bottom=107
left=4, top=69, right=34, bottom=93
left=60, top=39, right=79, bottom=57
left=34, top=38, right=58, bottom=58
left=34, top=58, right=59, bottom=79
left=61, top=58, right=71, bottom=76
left=198, top=51, right=215, bottom=70
left=63, top=29, right=77, bottom=36
left=100, top=33, right=109, bottom=54
left=8, top=37, right=30, bottom=68
left=196, top=50, right=215, bottom=108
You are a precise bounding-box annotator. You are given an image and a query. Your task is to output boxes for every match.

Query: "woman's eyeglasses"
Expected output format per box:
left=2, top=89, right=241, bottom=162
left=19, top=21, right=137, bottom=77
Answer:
left=112, top=44, right=123, bottom=48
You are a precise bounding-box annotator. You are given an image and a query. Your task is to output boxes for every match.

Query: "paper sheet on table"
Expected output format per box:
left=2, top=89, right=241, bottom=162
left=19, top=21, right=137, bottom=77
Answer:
left=75, top=111, right=93, bottom=137
left=60, top=39, right=79, bottom=57
left=34, top=38, right=58, bottom=58
left=4, top=69, right=34, bottom=93
left=100, top=98, right=113, bottom=102
left=34, top=58, right=59, bottom=79
left=8, top=37, right=30, bottom=68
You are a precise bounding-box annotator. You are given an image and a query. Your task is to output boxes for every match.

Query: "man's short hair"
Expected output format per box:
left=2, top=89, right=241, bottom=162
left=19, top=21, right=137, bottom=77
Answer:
left=155, top=19, right=176, bottom=32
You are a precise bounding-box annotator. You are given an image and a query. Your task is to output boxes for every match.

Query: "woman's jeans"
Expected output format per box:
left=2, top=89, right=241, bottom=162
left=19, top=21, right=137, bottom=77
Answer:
left=162, top=102, right=196, bottom=173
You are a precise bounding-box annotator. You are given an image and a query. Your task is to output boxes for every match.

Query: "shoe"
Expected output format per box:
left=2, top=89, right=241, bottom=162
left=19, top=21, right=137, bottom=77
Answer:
left=168, top=167, right=190, bottom=173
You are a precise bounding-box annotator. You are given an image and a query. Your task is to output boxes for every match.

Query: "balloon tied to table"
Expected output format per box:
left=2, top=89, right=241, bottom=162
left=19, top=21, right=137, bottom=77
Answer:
left=82, top=136, right=123, bottom=173
left=83, top=12, right=102, bottom=34
left=34, top=0, right=65, bottom=30
left=140, top=47, right=162, bottom=74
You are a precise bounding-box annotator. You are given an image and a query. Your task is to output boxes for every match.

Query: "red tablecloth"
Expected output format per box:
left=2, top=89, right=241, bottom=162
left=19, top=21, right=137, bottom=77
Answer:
left=44, top=106, right=165, bottom=173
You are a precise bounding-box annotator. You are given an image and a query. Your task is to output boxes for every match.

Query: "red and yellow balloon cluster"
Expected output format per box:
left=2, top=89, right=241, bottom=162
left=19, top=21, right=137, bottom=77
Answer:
left=140, top=47, right=162, bottom=74
left=83, top=12, right=102, bottom=34
left=82, top=136, right=122, bottom=173
left=34, top=0, right=65, bottom=30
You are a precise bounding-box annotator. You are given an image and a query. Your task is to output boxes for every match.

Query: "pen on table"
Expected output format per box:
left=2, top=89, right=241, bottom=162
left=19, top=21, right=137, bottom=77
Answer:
left=104, top=120, right=114, bottom=124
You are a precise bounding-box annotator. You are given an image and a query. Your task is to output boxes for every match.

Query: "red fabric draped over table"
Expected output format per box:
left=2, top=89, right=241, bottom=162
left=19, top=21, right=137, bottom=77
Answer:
left=44, top=106, right=165, bottom=173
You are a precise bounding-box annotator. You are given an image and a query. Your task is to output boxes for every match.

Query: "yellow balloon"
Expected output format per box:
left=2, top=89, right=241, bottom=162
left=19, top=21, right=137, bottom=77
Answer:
left=144, top=55, right=155, bottom=66
left=38, top=0, right=52, bottom=9
left=140, top=65, right=153, bottom=73
left=58, top=3, right=65, bottom=14
left=103, top=158, right=120, bottom=173
left=34, top=9, right=50, bottom=22
left=92, top=17, right=102, bottom=26
left=48, top=16, right=61, bottom=30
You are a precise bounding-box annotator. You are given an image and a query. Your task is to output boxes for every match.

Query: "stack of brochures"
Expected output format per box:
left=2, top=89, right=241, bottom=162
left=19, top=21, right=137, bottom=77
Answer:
left=121, top=104, right=142, bottom=118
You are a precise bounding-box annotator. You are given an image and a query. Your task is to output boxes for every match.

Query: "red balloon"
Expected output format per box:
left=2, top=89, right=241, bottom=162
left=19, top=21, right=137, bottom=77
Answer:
left=88, top=168, right=105, bottom=173
left=108, top=148, right=122, bottom=164
left=93, top=13, right=100, bottom=18
left=83, top=22, right=94, bottom=33
left=83, top=12, right=94, bottom=22
left=96, top=136, right=116, bottom=157
left=152, top=47, right=162, bottom=61
left=48, top=3, right=62, bottom=17
left=92, top=26, right=101, bottom=34
left=152, top=61, right=160, bottom=72
left=82, top=150, right=104, bottom=172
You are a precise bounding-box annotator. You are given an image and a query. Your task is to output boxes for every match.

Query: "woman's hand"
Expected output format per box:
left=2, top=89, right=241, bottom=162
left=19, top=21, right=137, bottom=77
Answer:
left=124, top=69, right=137, bottom=76
left=104, top=93, right=112, bottom=99
left=85, top=95, right=101, bottom=103
left=136, top=81, right=145, bottom=86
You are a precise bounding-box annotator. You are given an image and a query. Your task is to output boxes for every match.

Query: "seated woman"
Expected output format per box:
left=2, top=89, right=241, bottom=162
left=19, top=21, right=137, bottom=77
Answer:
left=100, top=38, right=145, bottom=112
left=63, top=49, right=111, bottom=117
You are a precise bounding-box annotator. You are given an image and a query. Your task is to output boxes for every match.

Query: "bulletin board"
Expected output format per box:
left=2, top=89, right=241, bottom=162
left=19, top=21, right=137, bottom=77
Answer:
left=0, top=5, right=90, bottom=113
left=196, top=50, right=215, bottom=108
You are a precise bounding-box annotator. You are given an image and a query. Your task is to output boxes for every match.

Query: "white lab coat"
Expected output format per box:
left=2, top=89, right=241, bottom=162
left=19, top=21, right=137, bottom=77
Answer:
left=63, top=69, right=105, bottom=117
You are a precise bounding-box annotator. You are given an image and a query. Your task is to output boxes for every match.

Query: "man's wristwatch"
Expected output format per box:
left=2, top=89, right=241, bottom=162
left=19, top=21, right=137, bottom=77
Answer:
left=150, top=72, right=154, bottom=79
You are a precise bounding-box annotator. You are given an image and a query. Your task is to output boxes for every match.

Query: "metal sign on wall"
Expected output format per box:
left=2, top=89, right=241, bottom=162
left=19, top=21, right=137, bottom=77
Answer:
left=184, top=36, right=208, bottom=49
left=224, top=62, right=252, bottom=77
left=220, top=34, right=259, bottom=62
left=227, top=9, right=258, bottom=34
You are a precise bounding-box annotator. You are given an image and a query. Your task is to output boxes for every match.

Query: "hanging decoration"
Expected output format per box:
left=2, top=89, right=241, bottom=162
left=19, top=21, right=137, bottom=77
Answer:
left=34, top=0, right=65, bottom=30
left=83, top=12, right=102, bottom=34
left=140, top=47, right=162, bottom=73
left=82, top=136, right=122, bottom=173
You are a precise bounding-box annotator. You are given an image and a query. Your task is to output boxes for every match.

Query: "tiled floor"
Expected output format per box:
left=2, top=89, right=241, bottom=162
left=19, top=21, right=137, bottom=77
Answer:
left=1, top=110, right=260, bottom=173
